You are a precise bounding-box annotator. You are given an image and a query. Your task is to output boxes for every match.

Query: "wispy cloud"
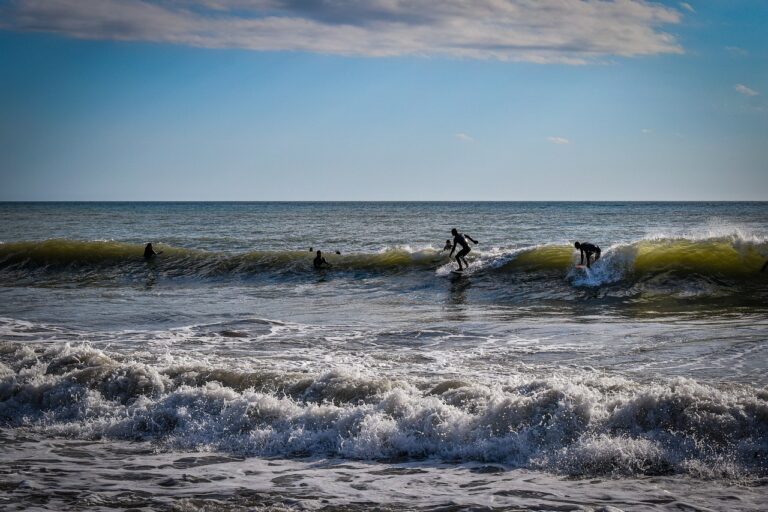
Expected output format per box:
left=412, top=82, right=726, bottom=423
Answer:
left=679, top=2, right=695, bottom=13
left=0, top=0, right=685, bottom=64
left=725, top=46, right=748, bottom=56
left=547, top=137, right=570, bottom=145
left=641, top=128, right=652, bottom=134
left=454, top=133, right=474, bottom=143
left=735, top=84, right=759, bottom=97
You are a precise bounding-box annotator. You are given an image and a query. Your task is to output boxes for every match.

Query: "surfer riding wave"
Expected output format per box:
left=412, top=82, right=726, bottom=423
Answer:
left=449, top=228, right=479, bottom=271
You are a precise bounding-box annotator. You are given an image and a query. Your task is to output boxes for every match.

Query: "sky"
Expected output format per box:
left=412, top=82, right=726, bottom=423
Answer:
left=0, top=0, right=766, bottom=201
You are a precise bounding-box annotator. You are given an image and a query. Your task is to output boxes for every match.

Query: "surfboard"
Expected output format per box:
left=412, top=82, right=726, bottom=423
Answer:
left=450, top=269, right=465, bottom=275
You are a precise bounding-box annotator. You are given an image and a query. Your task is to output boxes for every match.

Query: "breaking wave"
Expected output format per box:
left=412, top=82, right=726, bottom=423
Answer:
left=1, top=342, right=767, bottom=478
left=1, top=237, right=766, bottom=301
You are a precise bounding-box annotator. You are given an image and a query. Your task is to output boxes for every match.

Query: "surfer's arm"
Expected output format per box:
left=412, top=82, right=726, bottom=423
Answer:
left=466, top=235, right=478, bottom=244
left=579, top=249, right=585, bottom=265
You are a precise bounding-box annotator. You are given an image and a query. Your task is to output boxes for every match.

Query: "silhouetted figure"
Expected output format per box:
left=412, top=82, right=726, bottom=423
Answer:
left=574, top=241, right=600, bottom=268
left=309, top=247, right=313, bottom=252
left=335, top=250, right=341, bottom=255
left=144, top=243, right=162, bottom=259
left=762, top=260, right=768, bottom=272
left=442, top=239, right=452, bottom=251
left=449, top=228, right=478, bottom=271
left=313, top=250, right=330, bottom=269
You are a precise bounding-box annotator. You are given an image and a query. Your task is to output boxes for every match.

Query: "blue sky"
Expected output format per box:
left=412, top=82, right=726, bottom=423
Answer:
left=0, top=0, right=766, bottom=200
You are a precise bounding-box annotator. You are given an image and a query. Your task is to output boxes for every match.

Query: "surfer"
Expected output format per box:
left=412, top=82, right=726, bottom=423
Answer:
left=313, top=250, right=330, bottom=269
left=143, top=243, right=162, bottom=259
left=449, top=228, right=479, bottom=271
left=574, top=241, right=600, bottom=268
left=442, top=239, right=453, bottom=252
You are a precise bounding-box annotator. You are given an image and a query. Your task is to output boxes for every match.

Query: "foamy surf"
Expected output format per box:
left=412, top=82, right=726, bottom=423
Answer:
left=1, top=341, right=766, bottom=480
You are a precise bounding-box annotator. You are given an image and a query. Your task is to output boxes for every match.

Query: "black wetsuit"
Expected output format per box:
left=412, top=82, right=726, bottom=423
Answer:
left=578, top=243, right=601, bottom=268
left=313, top=255, right=328, bottom=269
left=144, top=244, right=158, bottom=259
left=451, top=232, right=478, bottom=270
left=454, top=234, right=471, bottom=260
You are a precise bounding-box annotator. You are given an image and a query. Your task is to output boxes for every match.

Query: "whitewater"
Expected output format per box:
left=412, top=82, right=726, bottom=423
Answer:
left=1, top=201, right=767, bottom=511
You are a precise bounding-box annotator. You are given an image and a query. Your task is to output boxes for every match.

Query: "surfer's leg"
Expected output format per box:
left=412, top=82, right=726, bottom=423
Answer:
left=456, top=248, right=470, bottom=269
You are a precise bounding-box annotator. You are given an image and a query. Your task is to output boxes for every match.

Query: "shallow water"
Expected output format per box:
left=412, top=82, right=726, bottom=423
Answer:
left=1, top=202, right=767, bottom=510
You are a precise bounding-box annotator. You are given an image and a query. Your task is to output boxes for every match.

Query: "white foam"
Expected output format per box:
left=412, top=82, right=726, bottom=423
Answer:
left=1, top=341, right=766, bottom=479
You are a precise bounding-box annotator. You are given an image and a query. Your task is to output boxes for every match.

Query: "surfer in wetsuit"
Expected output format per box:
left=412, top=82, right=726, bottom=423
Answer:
left=574, top=241, right=600, bottom=268
left=442, top=239, right=453, bottom=252
left=449, top=228, right=479, bottom=271
left=143, top=243, right=162, bottom=259
left=313, top=250, right=330, bottom=269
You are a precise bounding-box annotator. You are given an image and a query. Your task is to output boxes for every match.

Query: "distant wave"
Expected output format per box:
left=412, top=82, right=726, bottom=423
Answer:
left=1, top=341, right=766, bottom=478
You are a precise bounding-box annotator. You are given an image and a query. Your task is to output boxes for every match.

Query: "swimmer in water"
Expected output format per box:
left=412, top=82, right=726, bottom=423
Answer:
left=442, top=239, right=453, bottom=252
left=313, top=250, right=330, bottom=269
left=143, top=243, right=163, bottom=259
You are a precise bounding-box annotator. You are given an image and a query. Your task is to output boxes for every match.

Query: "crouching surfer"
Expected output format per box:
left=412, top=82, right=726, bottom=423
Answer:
left=574, top=241, right=600, bottom=268
left=449, top=228, right=479, bottom=271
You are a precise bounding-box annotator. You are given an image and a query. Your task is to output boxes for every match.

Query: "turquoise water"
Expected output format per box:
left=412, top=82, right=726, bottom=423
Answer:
left=1, top=202, right=767, bottom=510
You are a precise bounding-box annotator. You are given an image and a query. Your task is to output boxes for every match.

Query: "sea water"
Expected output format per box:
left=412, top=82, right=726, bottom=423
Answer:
left=1, top=201, right=767, bottom=511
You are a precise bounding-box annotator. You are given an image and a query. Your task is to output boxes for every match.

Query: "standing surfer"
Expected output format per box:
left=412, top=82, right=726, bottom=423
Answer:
left=574, top=241, right=600, bottom=268
left=449, top=228, right=479, bottom=271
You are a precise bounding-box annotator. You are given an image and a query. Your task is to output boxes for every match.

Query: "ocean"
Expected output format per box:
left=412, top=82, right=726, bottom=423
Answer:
left=1, top=201, right=767, bottom=511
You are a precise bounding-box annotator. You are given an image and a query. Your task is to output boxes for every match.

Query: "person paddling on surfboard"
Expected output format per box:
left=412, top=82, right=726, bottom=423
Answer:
left=313, top=250, right=330, bottom=269
left=143, top=243, right=163, bottom=259
left=449, top=228, right=478, bottom=271
left=574, top=241, right=600, bottom=268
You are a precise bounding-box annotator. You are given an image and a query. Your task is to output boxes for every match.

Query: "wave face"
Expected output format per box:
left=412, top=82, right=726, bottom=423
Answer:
left=1, top=238, right=766, bottom=305
left=1, top=341, right=766, bottom=478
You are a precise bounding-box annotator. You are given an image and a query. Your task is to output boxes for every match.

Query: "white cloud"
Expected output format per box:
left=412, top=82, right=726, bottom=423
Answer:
left=735, top=84, right=759, bottom=97
left=679, top=2, right=695, bottom=13
left=454, top=133, right=474, bottom=142
left=0, top=0, right=685, bottom=64
left=547, top=137, right=570, bottom=145
left=641, top=128, right=652, bottom=134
